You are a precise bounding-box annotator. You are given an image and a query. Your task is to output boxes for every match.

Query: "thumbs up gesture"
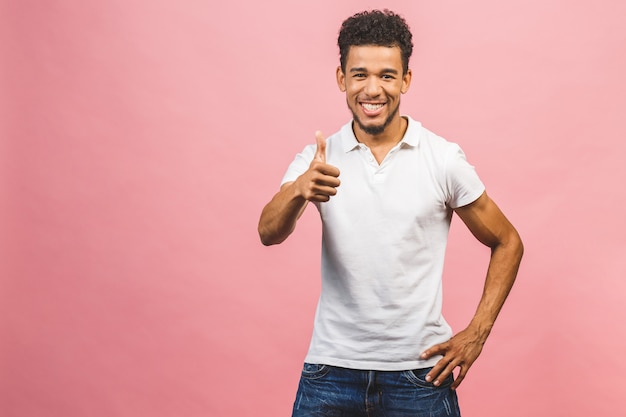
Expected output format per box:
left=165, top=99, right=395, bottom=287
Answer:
left=295, top=131, right=341, bottom=202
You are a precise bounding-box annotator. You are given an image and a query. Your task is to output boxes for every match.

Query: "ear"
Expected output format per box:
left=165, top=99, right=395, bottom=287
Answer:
left=401, top=68, right=412, bottom=94
left=336, top=66, right=346, bottom=92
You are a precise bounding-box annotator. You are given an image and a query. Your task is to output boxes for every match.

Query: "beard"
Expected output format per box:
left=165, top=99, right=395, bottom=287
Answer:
left=350, top=100, right=400, bottom=136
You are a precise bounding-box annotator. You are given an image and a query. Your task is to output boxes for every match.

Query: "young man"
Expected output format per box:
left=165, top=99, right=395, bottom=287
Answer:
left=258, top=10, right=523, bottom=417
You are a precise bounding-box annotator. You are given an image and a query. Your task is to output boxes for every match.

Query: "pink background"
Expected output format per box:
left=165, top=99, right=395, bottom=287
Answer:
left=2, top=1, right=625, bottom=416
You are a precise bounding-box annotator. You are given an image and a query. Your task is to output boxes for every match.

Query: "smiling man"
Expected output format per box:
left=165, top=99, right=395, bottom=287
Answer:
left=258, top=10, right=523, bottom=417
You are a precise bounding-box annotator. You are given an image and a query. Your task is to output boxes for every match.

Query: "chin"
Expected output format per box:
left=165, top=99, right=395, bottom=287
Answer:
left=351, top=104, right=399, bottom=136
left=360, top=123, right=386, bottom=135
left=354, top=114, right=391, bottom=135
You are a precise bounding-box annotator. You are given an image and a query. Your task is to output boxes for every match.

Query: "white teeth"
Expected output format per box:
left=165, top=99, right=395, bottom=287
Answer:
left=362, top=103, right=383, bottom=111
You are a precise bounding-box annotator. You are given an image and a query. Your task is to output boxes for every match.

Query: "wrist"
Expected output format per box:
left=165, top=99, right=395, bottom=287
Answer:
left=466, top=319, right=493, bottom=344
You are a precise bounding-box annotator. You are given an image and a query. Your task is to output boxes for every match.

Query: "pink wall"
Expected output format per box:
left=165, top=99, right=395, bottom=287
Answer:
left=2, top=1, right=625, bottom=416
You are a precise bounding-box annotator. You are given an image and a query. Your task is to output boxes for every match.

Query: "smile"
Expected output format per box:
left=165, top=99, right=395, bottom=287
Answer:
left=361, top=103, right=385, bottom=111
left=360, top=102, right=386, bottom=117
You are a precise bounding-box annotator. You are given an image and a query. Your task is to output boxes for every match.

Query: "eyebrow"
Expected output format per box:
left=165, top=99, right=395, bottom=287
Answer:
left=349, top=67, right=399, bottom=75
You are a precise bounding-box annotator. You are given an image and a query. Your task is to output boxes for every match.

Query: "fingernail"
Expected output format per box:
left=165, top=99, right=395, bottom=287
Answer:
left=425, top=376, right=432, bottom=382
left=434, top=380, right=440, bottom=386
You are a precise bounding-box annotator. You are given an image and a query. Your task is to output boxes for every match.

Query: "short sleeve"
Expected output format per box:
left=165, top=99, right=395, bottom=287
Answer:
left=280, top=144, right=316, bottom=186
left=444, top=144, right=485, bottom=209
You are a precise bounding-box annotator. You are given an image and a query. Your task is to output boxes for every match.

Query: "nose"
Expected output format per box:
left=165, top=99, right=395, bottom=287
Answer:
left=364, top=76, right=382, bottom=97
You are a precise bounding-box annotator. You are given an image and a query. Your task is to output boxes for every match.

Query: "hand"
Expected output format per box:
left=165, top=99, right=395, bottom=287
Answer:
left=294, top=131, right=340, bottom=202
left=420, top=326, right=487, bottom=390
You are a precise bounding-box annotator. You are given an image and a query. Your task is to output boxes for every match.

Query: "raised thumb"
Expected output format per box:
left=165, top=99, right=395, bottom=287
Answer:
left=314, top=130, right=326, bottom=163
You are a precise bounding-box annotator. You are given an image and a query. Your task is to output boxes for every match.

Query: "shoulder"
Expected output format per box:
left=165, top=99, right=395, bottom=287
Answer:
left=404, top=117, right=463, bottom=163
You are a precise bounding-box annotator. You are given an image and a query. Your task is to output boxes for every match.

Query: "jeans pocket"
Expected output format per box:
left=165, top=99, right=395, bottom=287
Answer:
left=301, top=363, right=331, bottom=380
left=402, top=368, right=454, bottom=389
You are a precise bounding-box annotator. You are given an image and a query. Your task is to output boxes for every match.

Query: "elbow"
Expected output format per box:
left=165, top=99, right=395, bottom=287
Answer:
left=517, top=239, right=524, bottom=260
left=513, top=229, right=524, bottom=259
left=492, top=229, right=524, bottom=261
left=258, top=227, right=274, bottom=246
left=259, top=234, right=279, bottom=246
left=259, top=232, right=271, bottom=246
left=258, top=224, right=286, bottom=246
left=506, top=230, right=524, bottom=262
left=259, top=235, right=286, bottom=247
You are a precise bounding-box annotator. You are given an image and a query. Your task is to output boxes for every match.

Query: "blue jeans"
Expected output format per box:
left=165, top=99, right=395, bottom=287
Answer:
left=292, top=363, right=461, bottom=417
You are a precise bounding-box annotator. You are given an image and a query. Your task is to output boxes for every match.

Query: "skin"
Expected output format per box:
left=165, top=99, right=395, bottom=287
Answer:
left=258, top=44, right=523, bottom=390
left=336, top=45, right=412, bottom=163
left=421, top=192, right=523, bottom=389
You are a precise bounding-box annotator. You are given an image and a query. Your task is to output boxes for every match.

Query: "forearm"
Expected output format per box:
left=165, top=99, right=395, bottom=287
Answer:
left=259, top=138, right=340, bottom=245
left=423, top=193, right=523, bottom=388
left=467, top=233, right=524, bottom=342
left=258, top=182, right=308, bottom=246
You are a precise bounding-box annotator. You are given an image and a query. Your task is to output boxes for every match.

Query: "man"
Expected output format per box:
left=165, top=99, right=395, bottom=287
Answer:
left=258, top=9, right=523, bottom=417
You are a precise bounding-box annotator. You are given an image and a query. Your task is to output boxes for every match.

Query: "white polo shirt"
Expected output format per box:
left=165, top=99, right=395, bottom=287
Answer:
left=281, top=116, right=485, bottom=371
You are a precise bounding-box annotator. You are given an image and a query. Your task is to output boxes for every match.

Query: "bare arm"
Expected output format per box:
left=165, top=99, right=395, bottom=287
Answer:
left=258, top=132, right=340, bottom=246
left=421, top=191, right=524, bottom=389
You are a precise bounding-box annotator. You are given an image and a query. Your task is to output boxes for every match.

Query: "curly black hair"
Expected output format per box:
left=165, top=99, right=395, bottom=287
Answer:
left=338, top=10, right=413, bottom=74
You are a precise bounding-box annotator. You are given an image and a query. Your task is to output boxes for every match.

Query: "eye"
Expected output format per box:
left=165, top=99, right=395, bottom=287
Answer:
left=353, top=73, right=366, bottom=78
left=381, top=74, right=395, bottom=80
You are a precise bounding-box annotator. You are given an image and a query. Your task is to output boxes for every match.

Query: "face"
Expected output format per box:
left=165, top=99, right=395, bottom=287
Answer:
left=337, top=45, right=411, bottom=137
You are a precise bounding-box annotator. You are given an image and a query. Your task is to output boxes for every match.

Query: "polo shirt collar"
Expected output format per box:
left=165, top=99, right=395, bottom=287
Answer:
left=401, top=116, right=420, bottom=148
